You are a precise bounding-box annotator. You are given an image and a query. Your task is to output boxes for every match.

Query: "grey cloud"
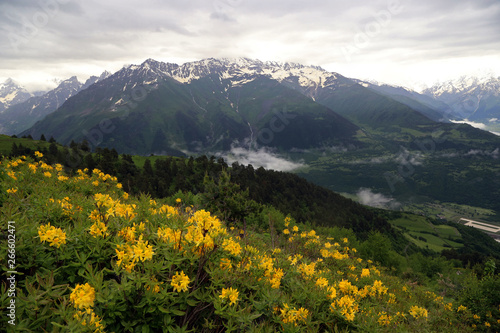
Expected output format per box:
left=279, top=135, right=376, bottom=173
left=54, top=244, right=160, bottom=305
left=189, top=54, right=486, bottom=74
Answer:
left=1, top=0, right=500, bottom=90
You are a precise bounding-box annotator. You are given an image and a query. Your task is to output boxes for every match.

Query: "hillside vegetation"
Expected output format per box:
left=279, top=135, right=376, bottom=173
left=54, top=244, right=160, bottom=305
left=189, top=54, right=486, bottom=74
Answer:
left=1, top=149, right=500, bottom=332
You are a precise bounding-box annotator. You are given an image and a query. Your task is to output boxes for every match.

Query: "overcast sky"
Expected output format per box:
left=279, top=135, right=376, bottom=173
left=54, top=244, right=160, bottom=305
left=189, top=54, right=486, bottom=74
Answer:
left=1, top=0, right=499, bottom=92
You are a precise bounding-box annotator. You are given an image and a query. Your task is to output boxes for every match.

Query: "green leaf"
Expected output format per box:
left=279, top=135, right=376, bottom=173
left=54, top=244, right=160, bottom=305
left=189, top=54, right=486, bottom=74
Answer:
left=186, top=298, right=198, bottom=307
left=170, top=308, right=185, bottom=316
left=159, top=306, right=171, bottom=314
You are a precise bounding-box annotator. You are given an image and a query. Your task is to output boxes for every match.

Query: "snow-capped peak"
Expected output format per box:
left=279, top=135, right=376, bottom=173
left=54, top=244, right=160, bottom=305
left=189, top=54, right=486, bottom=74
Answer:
left=0, top=78, right=32, bottom=112
left=115, top=57, right=347, bottom=100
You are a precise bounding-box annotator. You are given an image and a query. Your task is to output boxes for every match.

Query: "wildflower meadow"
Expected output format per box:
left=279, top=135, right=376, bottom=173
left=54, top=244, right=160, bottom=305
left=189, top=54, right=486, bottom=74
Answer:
left=1, top=153, right=499, bottom=332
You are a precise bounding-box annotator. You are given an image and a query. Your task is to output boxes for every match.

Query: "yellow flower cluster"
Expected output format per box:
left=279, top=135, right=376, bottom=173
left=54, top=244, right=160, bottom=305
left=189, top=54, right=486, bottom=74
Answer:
left=337, top=279, right=359, bottom=295
left=38, top=223, right=67, bottom=248
left=223, top=238, right=242, bottom=256
left=171, top=270, right=191, bottom=292
left=220, top=258, right=232, bottom=271
left=278, top=303, right=310, bottom=326
left=378, top=311, right=392, bottom=326
left=93, top=168, right=118, bottom=183
left=70, top=283, right=104, bottom=332
left=157, top=226, right=183, bottom=248
left=157, top=209, right=227, bottom=256
left=115, top=235, right=154, bottom=272
left=89, top=221, right=109, bottom=238
left=298, top=261, right=317, bottom=278
left=331, top=295, right=358, bottom=321
left=73, top=308, right=105, bottom=332
left=220, top=287, right=239, bottom=305
left=409, top=305, right=428, bottom=319
left=315, top=277, right=329, bottom=288
left=150, top=203, right=179, bottom=217
left=94, top=193, right=137, bottom=221
left=287, top=254, right=303, bottom=266
left=70, top=283, right=96, bottom=309
left=360, top=268, right=370, bottom=278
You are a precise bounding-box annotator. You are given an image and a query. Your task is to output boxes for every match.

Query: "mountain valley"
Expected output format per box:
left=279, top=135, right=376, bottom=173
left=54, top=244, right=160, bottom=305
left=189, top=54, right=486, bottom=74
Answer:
left=3, top=57, right=500, bottom=223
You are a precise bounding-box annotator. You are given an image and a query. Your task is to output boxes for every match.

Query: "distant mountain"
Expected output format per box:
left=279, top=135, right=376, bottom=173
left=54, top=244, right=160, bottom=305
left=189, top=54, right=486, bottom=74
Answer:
left=22, top=58, right=369, bottom=154
left=0, top=78, right=32, bottom=113
left=15, top=58, right=500, bottom=217
left=0, top=71, right=111, bottom=135
left=353, top=80, right=449, bottom=122
left=422, top=75, right=500, bottom=125
left=25, top=57, right=478, bottom=156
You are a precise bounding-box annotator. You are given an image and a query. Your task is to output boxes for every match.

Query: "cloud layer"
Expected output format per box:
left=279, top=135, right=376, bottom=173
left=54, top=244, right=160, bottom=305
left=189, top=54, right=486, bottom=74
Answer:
left=217, top=146, right=305, bottom=172
left=1, top=0, right=500, bottom=91
left=356, top=188, right=400, bottom=209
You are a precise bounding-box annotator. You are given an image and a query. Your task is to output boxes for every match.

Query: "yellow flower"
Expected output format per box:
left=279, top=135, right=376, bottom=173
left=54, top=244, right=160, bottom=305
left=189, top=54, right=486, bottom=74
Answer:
left=34, top=151, right=44, bottom=158
left=327, top=286, right=337, bottom=299
left=316, top=277, right=329, bottom=288
left=337, top=279, right=358, bottom=295
left=220, top=258, right=232, bottom=271
left=175, top=198, right=181, bottom=203
left=378, top=312, right=392, bottom=326
left=6, top=188, right=17, bottom=194
left=73, top=308, right=104, bottom=332
left=279, top=303, right=310, bottom=326
left=7, top=171, right=17, bottom=180
left=92, top=180, right=99, bottom=186
left=38, top=223, right=67, bottom=248
left=409, top=306, right=428, bottom=319
left=223, top=238, right=242, bottom=256
left=298, top=262, right=316, bottom=278
left=116, top=183, right=123, bottom=189
left=361, top=268, right=370, bottom=278
left=44, top=171, right=52, bottom=178
left=70, top=283, right=95, bottom=309
left=171, top=271, right=190, bottom=292
left=58, top=175, right=69, bottom=181
left=332, top=295, right=358, bottom=321
left=132, top=236, right=154, bottom=261
left=283, top=228, right=290, bottom=235
left=457, top=305, right=467, bottom=312
left=220, top=287, right=239, bottom=305
left=292, top=225, right=299, bottom=232
left=284, top=216, right=291, bottom=227
left=485, top=322, right=491, bottom=328
left=89, top=222, right=109, bottom=238
left=28, top=163, right=37, bottom=173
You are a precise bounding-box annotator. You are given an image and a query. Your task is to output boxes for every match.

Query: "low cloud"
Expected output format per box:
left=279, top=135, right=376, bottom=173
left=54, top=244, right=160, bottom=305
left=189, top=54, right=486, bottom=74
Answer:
left=217, top=146, right=305, bottom=171
left=465, top=148, right=499, bottom=159
left=356, top=188, right=400, bottom=209
left=450, top=119, right=488, bottom=130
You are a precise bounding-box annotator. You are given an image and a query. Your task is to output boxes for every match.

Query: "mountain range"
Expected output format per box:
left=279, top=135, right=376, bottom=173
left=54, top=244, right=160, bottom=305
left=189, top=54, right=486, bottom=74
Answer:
left=11, top=58, right=496, bottom=152
left=2, top=58, right=500, bottom=216
left=0, top=71, right=110, bottom=135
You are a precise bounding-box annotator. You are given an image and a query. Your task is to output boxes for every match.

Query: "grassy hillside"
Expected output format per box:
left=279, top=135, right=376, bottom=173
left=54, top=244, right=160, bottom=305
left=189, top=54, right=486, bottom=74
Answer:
left=2, top=153, right=500, bottom=332
left=0, top=134, right=52, bottom=155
